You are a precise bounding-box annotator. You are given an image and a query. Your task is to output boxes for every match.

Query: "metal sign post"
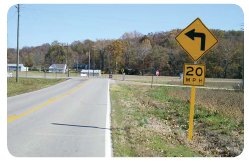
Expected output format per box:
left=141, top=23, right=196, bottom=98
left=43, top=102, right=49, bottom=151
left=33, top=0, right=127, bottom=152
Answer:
left=121, top=68, right=125, bottom=81
left=151, top=68, right=155, bottom=88
left=188, top=85, right=196, bottom=141
left=175, top=18, right=218, bottom=141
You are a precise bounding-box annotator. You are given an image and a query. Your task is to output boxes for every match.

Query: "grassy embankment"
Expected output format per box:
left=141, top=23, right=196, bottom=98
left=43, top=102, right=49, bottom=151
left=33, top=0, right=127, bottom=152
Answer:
left=7, top=78, right=66, bottom=97
left=110, top=83, right=243, bottom=157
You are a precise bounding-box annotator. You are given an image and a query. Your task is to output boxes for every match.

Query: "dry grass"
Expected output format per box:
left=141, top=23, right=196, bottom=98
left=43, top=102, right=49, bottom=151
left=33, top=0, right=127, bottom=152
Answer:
left=111, top=84, right=200, bottom=157
left=169, top=88, right=244, bottom=121
left=110, top=83, right=244, bottom=157
left=108, top=74, right=243, bottom=90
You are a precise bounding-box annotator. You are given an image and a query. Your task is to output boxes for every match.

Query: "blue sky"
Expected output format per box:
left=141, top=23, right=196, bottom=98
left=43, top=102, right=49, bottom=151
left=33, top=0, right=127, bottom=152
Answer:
left=7, top=4, right=244, bottom=48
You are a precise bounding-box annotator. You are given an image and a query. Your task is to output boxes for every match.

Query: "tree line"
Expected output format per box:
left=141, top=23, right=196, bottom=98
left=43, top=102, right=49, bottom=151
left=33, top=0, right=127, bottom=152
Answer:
left=7, top=29, right=244, bottom=79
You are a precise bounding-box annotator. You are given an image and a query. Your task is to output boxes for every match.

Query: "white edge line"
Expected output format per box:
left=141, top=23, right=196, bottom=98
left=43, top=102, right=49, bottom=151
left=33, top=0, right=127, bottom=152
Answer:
left=105, top=78, right=112, bottom=157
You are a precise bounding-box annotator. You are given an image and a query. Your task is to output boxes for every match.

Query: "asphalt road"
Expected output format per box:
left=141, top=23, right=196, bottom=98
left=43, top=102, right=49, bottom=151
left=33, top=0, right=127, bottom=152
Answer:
left=7, top=78, right=111, bottom=157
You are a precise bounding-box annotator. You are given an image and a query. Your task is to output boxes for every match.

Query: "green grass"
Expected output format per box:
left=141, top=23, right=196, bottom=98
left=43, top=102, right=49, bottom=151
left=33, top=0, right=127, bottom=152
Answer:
left=110, top=83, right=243, bottom=157
left=7, top=77, right=66, bottom=97
left=11, top=71, right=81, bottom=77
left=149, top=86, right=242, bottom=135
left=149, top=135, right=200, bottom=157
left=115, top=143, right=137, bottom=157
left=111, top=84, right=201, bottom=157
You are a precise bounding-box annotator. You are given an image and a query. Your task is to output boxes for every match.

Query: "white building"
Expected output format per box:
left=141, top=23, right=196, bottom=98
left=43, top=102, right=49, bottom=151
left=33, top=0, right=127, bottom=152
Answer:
left=81, top=69, right=101, bottom=77
left=7, top=64, right=28, bottom=72
left=49, top=64, right=67, bottom=73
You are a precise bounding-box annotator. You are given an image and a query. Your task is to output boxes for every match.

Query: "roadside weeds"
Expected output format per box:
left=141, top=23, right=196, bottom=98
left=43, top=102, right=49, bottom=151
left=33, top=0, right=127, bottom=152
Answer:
left=110, top=83, right=243, bottom=157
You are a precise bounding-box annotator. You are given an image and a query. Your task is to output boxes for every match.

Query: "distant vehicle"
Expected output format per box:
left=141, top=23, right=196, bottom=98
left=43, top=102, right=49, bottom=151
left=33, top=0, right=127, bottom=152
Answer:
left=49, top=64, right=67, bottom=73
left=80, top=73, right=87, bottom=77
left=80, top=69, right=101, bottom=77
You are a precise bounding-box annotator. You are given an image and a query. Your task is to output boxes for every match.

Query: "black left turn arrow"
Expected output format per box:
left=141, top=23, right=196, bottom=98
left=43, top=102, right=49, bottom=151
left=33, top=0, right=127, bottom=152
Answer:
left=185, top=29, right=206, bottom=51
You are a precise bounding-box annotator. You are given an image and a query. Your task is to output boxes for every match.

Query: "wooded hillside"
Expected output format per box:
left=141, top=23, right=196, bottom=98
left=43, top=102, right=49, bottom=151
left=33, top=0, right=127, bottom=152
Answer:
left=7, top=29, right=244, bottom=79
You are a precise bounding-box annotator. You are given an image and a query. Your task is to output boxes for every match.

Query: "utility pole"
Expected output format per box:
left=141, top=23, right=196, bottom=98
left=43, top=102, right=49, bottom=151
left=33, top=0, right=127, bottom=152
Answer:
left=66, top=43, right=69, bottom=77
left=108, top=52, right=111, bottom=76
left=93, top=49, right=95, bottom=77
left=88, top=51, right=90, bottom=77
left=151, top=64, right=154, bottom=88
left=16, top=4, right=20, bottom=82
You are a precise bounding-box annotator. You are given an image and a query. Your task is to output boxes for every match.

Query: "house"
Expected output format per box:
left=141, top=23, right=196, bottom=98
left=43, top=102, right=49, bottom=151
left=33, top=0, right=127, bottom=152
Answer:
left=80, top=69, right=101, bottom=77
left=7, top=64, right=28, bottom=72
left=49, top=64, right=67, bottom=73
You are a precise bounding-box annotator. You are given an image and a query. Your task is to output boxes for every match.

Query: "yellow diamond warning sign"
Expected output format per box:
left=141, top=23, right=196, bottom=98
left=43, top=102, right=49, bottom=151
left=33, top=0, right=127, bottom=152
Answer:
left=183, top=64, right=205, bottom=86
left=176, top=18, right=218, bottom=61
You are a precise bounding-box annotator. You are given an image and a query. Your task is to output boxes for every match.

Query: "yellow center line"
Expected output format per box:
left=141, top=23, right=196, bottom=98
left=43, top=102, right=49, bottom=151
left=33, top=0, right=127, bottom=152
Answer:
left=7, top=79, right=90, bottom=123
